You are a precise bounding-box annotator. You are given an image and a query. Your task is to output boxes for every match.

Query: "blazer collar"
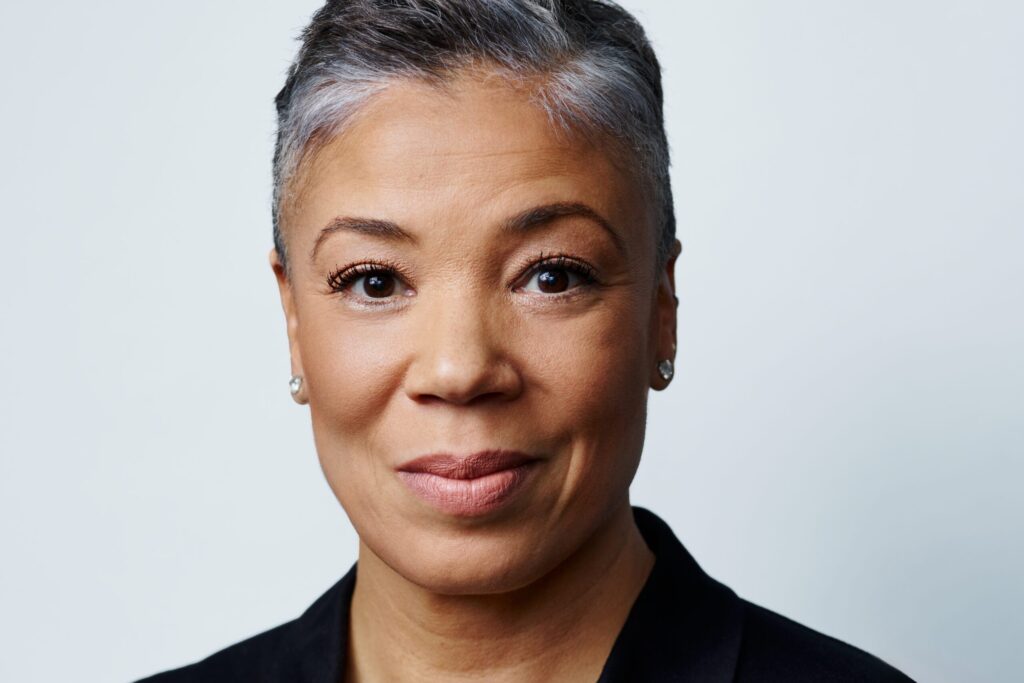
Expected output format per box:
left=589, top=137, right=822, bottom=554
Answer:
left=275, top=564, right=353, bottom=683
left=597, top=506, right=743, bottom=682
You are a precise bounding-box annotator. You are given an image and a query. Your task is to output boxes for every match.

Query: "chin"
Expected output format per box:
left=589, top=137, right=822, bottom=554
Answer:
left=363, top=514, right=567, bottom=596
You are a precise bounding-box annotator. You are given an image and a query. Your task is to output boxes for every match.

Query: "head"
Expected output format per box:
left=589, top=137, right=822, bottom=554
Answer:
left=270, top=0, right=680, bottom=594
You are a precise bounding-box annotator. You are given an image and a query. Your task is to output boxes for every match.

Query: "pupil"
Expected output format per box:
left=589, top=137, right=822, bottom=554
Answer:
left=538, top=269, right=569, bottom=293
left=364, top=273, right=395, bottom=297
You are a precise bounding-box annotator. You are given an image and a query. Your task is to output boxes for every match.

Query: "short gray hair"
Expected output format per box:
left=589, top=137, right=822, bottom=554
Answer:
left=272, top=0, right=673, bottom=271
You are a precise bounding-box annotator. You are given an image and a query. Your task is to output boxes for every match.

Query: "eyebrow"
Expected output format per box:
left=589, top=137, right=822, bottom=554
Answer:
left=309, top=201, right=626, bottom=263
left=501, top=202, right=627, bottom=254
left=310, top=216, right=415, bottom=263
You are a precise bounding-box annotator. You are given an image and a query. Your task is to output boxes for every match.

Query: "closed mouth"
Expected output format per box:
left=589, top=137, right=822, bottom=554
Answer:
left=396, top=449, right=539, bottom=479
left=395, top=449, right=541, bottom=516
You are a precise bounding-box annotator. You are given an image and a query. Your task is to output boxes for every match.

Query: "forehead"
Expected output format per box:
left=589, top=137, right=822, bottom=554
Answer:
left=285, top=70, right=654, bottom=253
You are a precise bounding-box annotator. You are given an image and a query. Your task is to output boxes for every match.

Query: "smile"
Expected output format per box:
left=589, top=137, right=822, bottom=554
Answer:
left=396, top=450, right=541, bottom=517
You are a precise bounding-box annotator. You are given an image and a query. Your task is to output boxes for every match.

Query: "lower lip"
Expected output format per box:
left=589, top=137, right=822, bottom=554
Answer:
left=397, top=463, right=537, bottom=517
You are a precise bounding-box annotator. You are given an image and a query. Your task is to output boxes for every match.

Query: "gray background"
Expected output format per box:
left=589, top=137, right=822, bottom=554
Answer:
left=1, top=1, right=1021, bottom=681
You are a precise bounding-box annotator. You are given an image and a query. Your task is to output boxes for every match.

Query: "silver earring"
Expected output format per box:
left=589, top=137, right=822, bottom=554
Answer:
left=657, top=359, right=674, bottom=382
left=289, top=375, right=303, bottom=396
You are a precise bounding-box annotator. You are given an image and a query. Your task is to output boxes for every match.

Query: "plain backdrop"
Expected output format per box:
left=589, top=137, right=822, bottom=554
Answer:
left=1, top=1, right=1021, bottom=681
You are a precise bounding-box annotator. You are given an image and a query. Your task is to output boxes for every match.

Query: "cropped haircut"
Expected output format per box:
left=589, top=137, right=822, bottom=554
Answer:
left=272, top=0, right=673, bottom=273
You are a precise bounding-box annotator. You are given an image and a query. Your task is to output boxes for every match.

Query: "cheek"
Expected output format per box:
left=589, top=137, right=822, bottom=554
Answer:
left=303, top=318, right=398, bottom=422
left=298, top=308, right=405, bottom=494
left=527, top=291, right=651, bottom=415
left=518, top=297, right=653, bottom=482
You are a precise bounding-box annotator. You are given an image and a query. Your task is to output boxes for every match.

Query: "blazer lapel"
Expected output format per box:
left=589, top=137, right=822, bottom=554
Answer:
left=597, top=507, right=744, bottom=682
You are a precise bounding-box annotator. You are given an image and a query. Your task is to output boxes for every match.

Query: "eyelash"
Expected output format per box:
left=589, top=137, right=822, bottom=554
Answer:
left=324, top=252, right=599, bottom=302
left=325, top=258, right=407, bottom=295
left=515, top=252, right=598, bottom=293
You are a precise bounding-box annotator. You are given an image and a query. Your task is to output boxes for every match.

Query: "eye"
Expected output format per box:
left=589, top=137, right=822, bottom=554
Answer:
left=518, top=255, right=596, bottom=295
left=326, top=261, right=412, bottom=304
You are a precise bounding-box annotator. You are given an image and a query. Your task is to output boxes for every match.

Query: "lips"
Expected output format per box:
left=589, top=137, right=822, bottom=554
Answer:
left=396, top=450, right=540, bottom=517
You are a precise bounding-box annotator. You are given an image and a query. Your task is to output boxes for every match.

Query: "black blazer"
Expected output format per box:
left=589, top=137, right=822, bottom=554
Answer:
left=138, top=508, right=914, bottom=682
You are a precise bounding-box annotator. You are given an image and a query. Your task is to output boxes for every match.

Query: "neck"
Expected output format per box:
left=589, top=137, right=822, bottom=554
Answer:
left=346, top=502, right=654, bottom=683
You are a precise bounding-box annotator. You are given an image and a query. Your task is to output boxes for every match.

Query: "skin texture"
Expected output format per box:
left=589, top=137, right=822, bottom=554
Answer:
left=271, top=69, right=681, bottom=682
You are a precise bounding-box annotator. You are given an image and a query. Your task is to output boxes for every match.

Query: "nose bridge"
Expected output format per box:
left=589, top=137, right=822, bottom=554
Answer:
left=428, top=286, right=492, bottom=359
left=405, top=282, right=516, bottom=404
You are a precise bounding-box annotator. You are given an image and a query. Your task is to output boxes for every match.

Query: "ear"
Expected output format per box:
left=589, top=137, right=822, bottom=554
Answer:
left=269, top=248, right=307, bottom=403
left=651, top=238, right=682, bottom=391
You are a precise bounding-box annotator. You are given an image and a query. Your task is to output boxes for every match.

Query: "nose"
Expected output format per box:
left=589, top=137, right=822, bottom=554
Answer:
left=403, top=292, right=523, bottom=406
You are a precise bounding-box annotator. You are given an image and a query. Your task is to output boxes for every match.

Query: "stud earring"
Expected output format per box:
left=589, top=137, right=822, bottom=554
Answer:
left=657, top=359, right=674, bottom=382
left=289, top=375, right=306, bottom=404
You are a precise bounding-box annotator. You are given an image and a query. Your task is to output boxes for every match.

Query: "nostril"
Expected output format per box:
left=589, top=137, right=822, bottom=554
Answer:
left=410, top=384, right=516, bottom=407
left=413, top=392, right=487, bottom=407
left=462, top=389, right=514, bottom=407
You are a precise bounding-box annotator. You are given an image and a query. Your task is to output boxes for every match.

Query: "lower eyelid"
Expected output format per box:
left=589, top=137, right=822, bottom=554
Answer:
left=340, top=294, right=411, bottom=311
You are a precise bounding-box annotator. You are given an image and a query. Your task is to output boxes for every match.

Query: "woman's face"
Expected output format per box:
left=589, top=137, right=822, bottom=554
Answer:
left=273, top=71, right=678, bottom=594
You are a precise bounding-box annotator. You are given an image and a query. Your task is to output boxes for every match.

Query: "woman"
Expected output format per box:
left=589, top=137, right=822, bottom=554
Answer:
left=142, top=1, right=912, bottom=680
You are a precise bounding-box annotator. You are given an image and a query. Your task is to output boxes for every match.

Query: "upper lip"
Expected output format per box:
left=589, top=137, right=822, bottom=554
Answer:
left=397, top=450, right=538, bottom=479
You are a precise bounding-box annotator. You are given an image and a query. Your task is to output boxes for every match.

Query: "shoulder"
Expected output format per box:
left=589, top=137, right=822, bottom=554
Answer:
left=607, top=508, right=916, bottom=682
left=735, top=599, right=915, bottom=682
left=134, top=570, right=354, bottom=683
left=134, top=620, right=297, bottom=683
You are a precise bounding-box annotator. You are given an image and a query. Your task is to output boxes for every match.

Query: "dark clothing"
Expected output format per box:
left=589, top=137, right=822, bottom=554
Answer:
left=138, top=508, right=913, bottom=682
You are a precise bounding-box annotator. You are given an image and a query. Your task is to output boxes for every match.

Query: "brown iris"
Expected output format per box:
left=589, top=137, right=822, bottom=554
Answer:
left=364, top=272, right=396, bottom=297
left=537, top=268, right=570, bottom=293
